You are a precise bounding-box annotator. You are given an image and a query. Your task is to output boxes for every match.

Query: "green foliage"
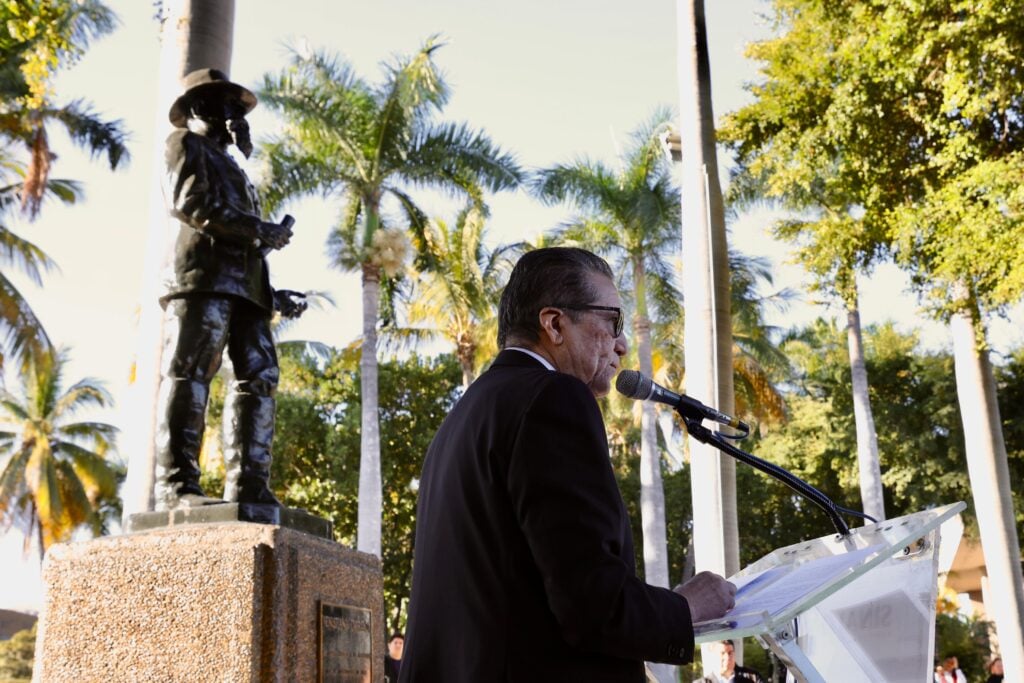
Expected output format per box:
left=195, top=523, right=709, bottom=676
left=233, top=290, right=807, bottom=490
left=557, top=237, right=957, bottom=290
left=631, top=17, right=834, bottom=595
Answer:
left=733, top=320, right=985, bottom=557
left=723, top=0, right=1024, bottom=324
left=257, top=38, right=522, bottom=274
left=614, top=314, right=1024, bottom=647
left=0, top=621, right=35, bottom=681
left=934, top=613, right=994, bottom=681
left=0, top=350, right=122, bottom=553
left=258, top=39, right=521, bottom=555
left=0, top=0, right=125, bottom=370
left=0, top=0, right=117, bottom=108
left=532, top=108, right=681, bottom=329
left=402, top=201, right=523, bottom=384
left=267, top=348, right=461, bottom=633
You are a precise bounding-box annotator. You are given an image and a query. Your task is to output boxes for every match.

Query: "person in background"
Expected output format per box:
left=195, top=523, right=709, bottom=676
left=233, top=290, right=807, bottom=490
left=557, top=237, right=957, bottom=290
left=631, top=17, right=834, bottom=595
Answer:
left=986, top=656, right=1004, bottom=683
left=934, top=654, right=967, bottom=683
left=694, top=640, right=765, bottom=683
left=384, top=632, right=404, bottom=682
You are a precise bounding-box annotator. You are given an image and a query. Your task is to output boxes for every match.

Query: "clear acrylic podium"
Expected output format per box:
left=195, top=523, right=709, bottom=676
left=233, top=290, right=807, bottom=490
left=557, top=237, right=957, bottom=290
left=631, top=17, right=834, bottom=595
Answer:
left=693, top=502, right=965, bottom=682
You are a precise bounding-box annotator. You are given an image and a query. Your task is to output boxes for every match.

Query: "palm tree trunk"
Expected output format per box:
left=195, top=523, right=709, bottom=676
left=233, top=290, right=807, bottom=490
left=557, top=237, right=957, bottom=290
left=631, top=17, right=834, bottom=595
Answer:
left=457, top=339, right=476, bottom=388
left=846, top=297, right=885, bottom=521
left=357, top=261, right=383, bottom=557
left=677, top=2, right=739, bottom=675
left=634, top=261, right=670, bottom=590
left=950, top=307, right=1024, bottom=680
left=634, top=262, right=674, bottom=683
left=676, top=0, right=739, bottom=577
left=122, top=0, right=236, bottom=521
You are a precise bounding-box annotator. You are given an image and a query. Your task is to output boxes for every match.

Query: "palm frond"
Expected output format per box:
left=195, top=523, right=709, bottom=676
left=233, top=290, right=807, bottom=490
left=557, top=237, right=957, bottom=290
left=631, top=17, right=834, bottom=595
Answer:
left=51, top=378, right=112, bottom=419
left=256, top=138, right=343, bottom=214
left=378, top=325, right=442, bottom=357
left=0, top=443, right=32, bottom=520
left=403, top=121, right=523, bottom=195
left=276, top=340, right=335, bottom=363
left=326, top=188, right=365, bottom=271
left=386, top=186, right=430, bottom=268
left=58, top=441, right=119, bottom=500
left=0, top=272, right=54, bottom=370
left=56, top=420, right=119, bottom=445
left=47, top=100, right=129, bottom=170
left=0, top=393, right=29, bottom=420
left=374, top=36, right=450, bottom=166
left=0, top=223, right=57, bottom=284
left=53, top=459, right=91, bottom=537
left=48, top=0, right=119, bottom=55
left=529, top=158, right=618, bottom=210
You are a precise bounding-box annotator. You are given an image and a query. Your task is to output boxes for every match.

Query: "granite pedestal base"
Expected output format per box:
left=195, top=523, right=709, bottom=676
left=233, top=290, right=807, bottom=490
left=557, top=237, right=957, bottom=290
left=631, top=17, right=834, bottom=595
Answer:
left=32, top=522, right=384, bottom=682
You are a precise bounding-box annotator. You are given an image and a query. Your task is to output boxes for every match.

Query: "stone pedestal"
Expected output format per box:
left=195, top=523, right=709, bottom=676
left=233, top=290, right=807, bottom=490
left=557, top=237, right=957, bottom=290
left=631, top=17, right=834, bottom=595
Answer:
left=33, top=522, right=384, bottom=682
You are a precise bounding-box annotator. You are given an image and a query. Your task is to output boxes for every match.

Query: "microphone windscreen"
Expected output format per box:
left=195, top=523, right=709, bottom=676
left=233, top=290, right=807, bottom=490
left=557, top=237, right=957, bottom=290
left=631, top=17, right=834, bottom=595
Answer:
left=615, top=369, right=651, bottom=400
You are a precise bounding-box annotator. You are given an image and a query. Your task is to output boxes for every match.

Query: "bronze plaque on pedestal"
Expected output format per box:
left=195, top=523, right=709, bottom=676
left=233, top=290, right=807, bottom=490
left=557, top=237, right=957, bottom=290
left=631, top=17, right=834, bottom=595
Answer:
left=319, top=602, right=372, bottom=683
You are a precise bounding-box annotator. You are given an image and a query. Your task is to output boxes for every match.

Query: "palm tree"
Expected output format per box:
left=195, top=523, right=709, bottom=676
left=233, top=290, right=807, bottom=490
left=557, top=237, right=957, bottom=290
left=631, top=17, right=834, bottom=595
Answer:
left=677, top=0, right=740, bottom=609
left=258, top=38, right=522, bottom=556
left=0, top=350, right=121, bottom=558
left=764, top=216, right=887, bottom=522
left=0, top=165, right=79, bottom=371
left=533, top=110, right=681, bottom=593
left=0, top=0, right=128, bottom=216
left=726, top=251, right=791, bottom=427
left=405, top=202, right=521, bottom=387
left=0, top=1, right=127, bottom=371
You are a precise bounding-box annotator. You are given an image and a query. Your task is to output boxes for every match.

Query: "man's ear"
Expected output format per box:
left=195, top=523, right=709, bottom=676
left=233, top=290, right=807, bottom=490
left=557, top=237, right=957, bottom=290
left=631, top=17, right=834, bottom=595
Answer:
left=538, top=307, right=564, bottom=345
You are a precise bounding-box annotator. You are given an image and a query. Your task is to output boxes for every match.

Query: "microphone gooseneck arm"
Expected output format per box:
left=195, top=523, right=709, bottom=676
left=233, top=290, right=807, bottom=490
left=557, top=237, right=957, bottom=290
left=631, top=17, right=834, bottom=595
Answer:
left=681, top=413, right=853, bottom=537
left=615, top=369, right=869, bottom=536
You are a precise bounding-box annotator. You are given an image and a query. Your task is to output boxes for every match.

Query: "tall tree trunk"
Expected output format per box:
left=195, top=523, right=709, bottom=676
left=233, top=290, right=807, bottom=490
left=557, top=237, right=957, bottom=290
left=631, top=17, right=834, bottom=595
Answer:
left=846, top=294, right=885, bottom=521
left=634, top=260, right=670, bottom=589
left=457, top=337, right=475, bottom=388
left=950, top=307, right=1024, bottom=680
left=634, top=262, right=673, bottom=683
left=357, top=259, right=383, bottom=557
left=677, top=1, right=738, bottom=674
left=676, top=0, right=738, bottom=579
left=122, top=0, right=236, bottom=521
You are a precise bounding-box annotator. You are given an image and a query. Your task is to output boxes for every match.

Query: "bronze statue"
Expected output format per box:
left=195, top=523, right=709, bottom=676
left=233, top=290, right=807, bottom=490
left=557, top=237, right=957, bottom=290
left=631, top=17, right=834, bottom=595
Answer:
left=155, top=68, right=306, bottom=517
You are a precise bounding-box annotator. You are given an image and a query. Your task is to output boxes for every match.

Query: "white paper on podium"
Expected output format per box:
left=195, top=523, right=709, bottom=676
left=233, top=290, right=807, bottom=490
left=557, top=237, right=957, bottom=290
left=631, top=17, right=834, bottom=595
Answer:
left=695, top=543, right=885, bottom=633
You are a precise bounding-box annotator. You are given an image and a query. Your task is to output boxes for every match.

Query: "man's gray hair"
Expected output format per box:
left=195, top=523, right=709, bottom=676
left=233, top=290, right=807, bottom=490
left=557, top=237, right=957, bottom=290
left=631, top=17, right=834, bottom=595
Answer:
left=497, top=247, right=613, bottom=348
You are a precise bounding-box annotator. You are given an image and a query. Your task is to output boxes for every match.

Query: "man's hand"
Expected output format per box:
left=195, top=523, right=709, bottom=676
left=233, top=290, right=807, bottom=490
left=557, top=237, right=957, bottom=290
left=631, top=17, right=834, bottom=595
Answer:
left=273, top=289, right=308, bottom=319
left=257, top=215, right=294, bottom=250
left=673, top=571, right=736, bottom=624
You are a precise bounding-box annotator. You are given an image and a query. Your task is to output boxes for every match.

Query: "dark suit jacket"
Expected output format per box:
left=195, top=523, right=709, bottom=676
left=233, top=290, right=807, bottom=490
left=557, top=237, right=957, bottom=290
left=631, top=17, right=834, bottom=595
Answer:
left=400, top=350, right=694, bottom=683
left=162, top=129, right=272, bottom=310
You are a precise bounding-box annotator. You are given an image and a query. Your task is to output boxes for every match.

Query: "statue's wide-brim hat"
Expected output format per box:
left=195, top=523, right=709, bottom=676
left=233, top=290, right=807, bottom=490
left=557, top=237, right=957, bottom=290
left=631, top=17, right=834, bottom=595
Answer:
left=168, top=68, right=257, bottom=127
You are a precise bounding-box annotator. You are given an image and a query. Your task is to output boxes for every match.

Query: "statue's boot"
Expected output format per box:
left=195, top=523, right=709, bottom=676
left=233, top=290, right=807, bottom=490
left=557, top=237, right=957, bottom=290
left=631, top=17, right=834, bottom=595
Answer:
left=228, top=384, right=282, bottom=517
left=155, top=378, right=223, bottom=509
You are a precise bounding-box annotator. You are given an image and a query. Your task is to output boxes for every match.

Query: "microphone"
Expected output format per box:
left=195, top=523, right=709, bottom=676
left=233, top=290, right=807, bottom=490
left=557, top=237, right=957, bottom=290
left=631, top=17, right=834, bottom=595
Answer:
left=615, top=370, right=750, bottom=433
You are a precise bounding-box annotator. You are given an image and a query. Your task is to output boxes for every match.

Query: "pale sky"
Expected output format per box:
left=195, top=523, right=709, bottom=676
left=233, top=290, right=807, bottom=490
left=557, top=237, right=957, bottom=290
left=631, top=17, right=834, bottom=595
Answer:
left=2, top=0, right=1020, bottom=611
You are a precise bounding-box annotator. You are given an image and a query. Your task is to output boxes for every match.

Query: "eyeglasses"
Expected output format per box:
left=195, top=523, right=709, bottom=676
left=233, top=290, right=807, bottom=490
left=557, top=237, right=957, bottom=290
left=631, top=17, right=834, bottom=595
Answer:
left=552, top=304, right=624, bottom=337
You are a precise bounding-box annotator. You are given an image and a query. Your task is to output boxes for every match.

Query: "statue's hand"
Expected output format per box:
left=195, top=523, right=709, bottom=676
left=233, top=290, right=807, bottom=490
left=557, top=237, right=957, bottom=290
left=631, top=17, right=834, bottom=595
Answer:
left=274, top=289, right=308, bottom=319
left=257, top=217, right=293, bottom=250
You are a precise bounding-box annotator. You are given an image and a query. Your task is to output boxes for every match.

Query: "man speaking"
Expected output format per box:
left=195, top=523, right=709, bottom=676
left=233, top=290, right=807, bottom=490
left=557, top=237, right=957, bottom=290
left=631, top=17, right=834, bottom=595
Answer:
left=400, top=247, right=735, bottom=681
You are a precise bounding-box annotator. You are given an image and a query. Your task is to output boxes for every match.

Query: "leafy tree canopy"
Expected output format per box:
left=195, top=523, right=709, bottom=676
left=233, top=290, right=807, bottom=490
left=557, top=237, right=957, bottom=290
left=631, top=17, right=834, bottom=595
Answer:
left=0, top=0, right=117, bottom=108
left=721, top=0, right=1024, bottom=322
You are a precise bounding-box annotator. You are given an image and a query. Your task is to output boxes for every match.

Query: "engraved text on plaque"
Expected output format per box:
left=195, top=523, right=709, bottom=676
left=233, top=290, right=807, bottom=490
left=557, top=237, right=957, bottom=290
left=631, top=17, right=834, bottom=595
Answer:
left=319, top=602, right=372, bottom=683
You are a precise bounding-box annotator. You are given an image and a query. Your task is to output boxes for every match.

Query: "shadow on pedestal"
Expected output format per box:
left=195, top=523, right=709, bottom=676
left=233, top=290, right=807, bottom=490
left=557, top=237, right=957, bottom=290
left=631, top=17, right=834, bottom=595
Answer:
left=124, top=503, right=334, bottom=540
